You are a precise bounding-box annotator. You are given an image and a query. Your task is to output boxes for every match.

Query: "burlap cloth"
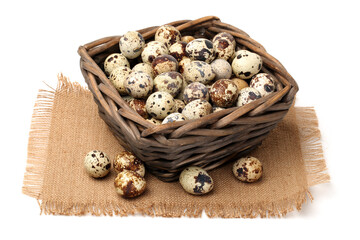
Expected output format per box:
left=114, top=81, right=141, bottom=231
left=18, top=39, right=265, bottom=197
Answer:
left=22, top=75, right=330, bottom=218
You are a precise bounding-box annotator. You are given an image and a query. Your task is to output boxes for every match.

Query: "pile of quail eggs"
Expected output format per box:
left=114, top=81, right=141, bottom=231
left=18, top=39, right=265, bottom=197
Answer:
left=104, top=25, right=277, bottom=125
left=84, top=149, right=263, bottom=197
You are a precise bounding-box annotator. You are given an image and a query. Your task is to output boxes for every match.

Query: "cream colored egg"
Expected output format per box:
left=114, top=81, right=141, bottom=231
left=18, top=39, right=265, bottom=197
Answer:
left=250, top=73, right=276, bottom=97
left=169, top=41, right=188, bottom=62
left=182, top=60, right=215, bottom=85
left=141, top=41, right=169, bottom=64
left=146, top=117, right=162, bottom=125
left=113, top=150, right=145, bottom=177
left=132, top=63, right=155, bottom=79
left=114, top=170, right=146, bottom=198
left=232, top=156, right=263, bottom=182
left=155, top=25, right=181, bottom=48
left=174, top=99, right=186, bottom=113
left=231, top=78, right=249, bottom=91
left=176, top=78, right=188, bottom=100
left=145, top=91, right=176, bottom=120
left=178, top=57, right=191, bottom=74
left=119, top=31, right=145, bottom=59
left=236, top=87, right=262, bottom=107
left=179, top=166, right=213, bottom=195
left=212, top=32, right=236, bottom=60
left=232, top=50, right=262, bottom=79
left=186, top=38, right=214, bottom=63
left=128, top=98, right=148, bottom=119
left=181, top=36, right=195, bottom=43
left=162, top=112, right=187, bottom=124
left=182, top=99, right=212, bottom=120
left=109, top=66, right=131, bottom=95
left=151, top=54, right=178, bottom=76
left=213, top=106, right=225, bottom=113
left=84, top=150, right=111, bottom=178
left=104, top=53, right=130, bottom=75
left=183, top=82, right=209, bottom=104
left=153, top=71, right=183, bottom=97
left=210, top=59, right=232, bottom=80
left=124, top=71, right=153, bottom=98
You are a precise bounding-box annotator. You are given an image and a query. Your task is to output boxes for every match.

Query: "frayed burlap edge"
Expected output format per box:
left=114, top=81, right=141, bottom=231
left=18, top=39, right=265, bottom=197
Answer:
left=22, top=75, right=329, bottom=218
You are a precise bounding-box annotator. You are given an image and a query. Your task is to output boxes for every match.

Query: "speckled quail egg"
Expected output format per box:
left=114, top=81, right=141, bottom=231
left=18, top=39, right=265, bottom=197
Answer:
left=84, top=150, right=111, bottom=178
left=183, top=60, right=215, bottom=85
left=212, top=32, right=236, bottom=60
left=145, top=91, right=176, bottom=120
left=236, top=87, right=262, bottom=107
left=174, top=99, right=186, bottom=113
left=183, top=82, right=209, bottom=104
left=132, top=63, right=155, bottom=79
left=109, top=66, right=131, bottom=95
left=153, top=71, right=183, bottom=97
left=125, top=71, right=153, bottom=98
left=182, top=99, right=212, bottom=120
left=151, top=54, right=178, bottom=76
left=231, top=78, right=249, bottom=91
left=213, top=106, right=225, bottom=113
left=128, top=98, right=148, bottom=119
left=104, top=53, right=130, bottom=75
left=176, top=79, right=188, bottom=100
left=210, top=79, right=239, bottom=107
left=146, top=117, right=162, bottom=125
left=162, top=112, right=187, bottom=124
left=141, top=41, right=169, bottom=64
left=114, top=169, right=146, bottom=198
left=232, top=156, right=263, bottom=183
left=155, top=25, right=181, bottom=48
left=250, top=73, right=276, bottom=97
left=169, top=41, right=188, bottom=62
left=122, top=95, right=134, bottom=103
left=232, top=50, right=263, bottom=79
left=178, top=57, right=191, bottom=74
left=119, top=31, right=145, bottom=59
left=186, top=38, right=214, bottom=63
left=181, top=36, right=195, bottom=43
left=113, top=150, right=145, bottom=177
left=210, top=59, right=232, bottom=80
left=179, top=166, right=213, bottom=195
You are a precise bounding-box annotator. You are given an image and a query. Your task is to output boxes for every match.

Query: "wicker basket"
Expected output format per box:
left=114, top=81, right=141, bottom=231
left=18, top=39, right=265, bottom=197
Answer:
left=78, top=16, right=298, bottom=181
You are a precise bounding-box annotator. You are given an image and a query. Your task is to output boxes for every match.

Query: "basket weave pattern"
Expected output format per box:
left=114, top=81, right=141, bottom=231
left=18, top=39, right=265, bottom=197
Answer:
left=78, top=16, right=298, bottom=181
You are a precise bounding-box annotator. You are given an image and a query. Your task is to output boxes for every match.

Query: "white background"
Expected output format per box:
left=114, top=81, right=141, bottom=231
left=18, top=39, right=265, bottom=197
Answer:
left=0, top=0, right=359, bottom=239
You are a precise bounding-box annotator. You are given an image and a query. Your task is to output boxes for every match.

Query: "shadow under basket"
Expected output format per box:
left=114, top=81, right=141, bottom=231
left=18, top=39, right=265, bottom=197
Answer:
left=78, top=16, right=299, bottom=182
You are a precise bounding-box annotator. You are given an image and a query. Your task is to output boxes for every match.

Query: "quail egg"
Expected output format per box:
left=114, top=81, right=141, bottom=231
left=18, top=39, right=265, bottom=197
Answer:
left=141, top=41, right=169, bottom=64
left=250, top=73, right=276, bottom=97
left=145, top=91, right=176, bottom=120
left=213, top=106, right=225, bottom=113
left=114, top=169, right=146, bottom=198
left=182, top=60, right=215, bottom=85
left=183, top=82, right=209, bottom=104
left=113, top=150, right=145, bottom=177
left=104, top=53, right=130, bottom=75
left=210, top=59, right=232, bottom=80
left=169, top=41, right=188, bottom=62
left=125, top=71, right=153, bottom=98
left=181, top=36, right=195, bottom=43
left=84, top=150, right=111, bottom=178
left=179, top=166, right=214, bottom=195
left=210, top=79, right=239, bottom=107
left=236, top=87, right=262, bottom=107
left=174, top=99, right=186, bottom=113
left=155, top=25, right=181, bottom=48
left=232, top=50, right=262, bottom=79
left=182, top=99, right=212, bottom=120
left=132, top=63, right=155, bottom=79
left=162, top=112, right=187, bottom=124
left=146, top=117, right=162, bottom=125
left=176, top=79, right=188, bottom=100
left=119, top=31, right=145, bottom=59
left=153, top=71, right=183, bottom=97
left=151, top=54, right=178, bottom=76
left=231, top=78, right=249, bottom=91
left=212, top=32, right=236, bottom=60
left=232, top=156, right=263, bottom=183
left=186, top=38, right=214, bottom=63
left=128, top=98, right=148, bottom=119
left=178, top=57, right=191, bottom=74
left=109, top=66, right=131, bottom=95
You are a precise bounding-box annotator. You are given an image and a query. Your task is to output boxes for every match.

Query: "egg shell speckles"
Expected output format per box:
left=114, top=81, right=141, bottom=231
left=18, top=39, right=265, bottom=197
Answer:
left=232, top=50, right=263, bottom=79
left=104, top=53, right=130, bottom=75
left=109, top=66, right=131, bottom=95
left=183, top=82, right=209, bottom=104
left=84, top=150, right=111, bottom=178
left=151, top=54, right=178, bottom=76
left=146, top=117, right=162, bottom=125
left=162, top=112, right=187, bottom=124
left=132, top=63, right=155, bottom=79
left=141, top=41, right=169, bottom=64
left=125, top=71, right=153, bottom=98
left=122, top=95, right=134, bottom=103
left=113, top=151, right=145, bottom=177
left=155, top=25, right=181, bottom=48
left=231, top=78, right=249, bottom=91
left=232, top=156, right=263, bottom=183
left=183, top=60, right=215, bottom=85
left=114, top=170, right=146, bottom=198
left=250, top=73, right=276, bottom=97
left=182, top=99, right=212, bottom=120
left=178, top=57, right=191, bottom=74
left=154, top=71, right=183, bottom=97
left=210, top=59, right=232, bottom=80
left=169, top=41, right=188, bottom=62
left=176, top=79, right=188, bottom=100
left=181, top=36, right=195, bottom=43
left=212, top=32, right=236, bottom=60
left=210, top=79, right=239, bottom=107
left=179, top=166, right=213, bottom=195
left=128, top=98, right=148, bottom=119
left=186, top=38, right=214, bottom=63
left=119, top=31, right=145, bottom=59
left=174, top=99, right=186, bottom=113
left=145, top=91, right=176, bottom=120
left=236, top=87, right=262, bottom=107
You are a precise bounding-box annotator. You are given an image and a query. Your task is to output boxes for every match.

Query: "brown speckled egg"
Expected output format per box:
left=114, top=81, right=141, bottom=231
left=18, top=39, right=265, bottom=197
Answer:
left=119, top=31, right=145, bottom=59
left=113, top=150, right=145, bottom=177
left=212, top=32, right=236, bottom=60
left=162, top=112, right=187, bottom=124
left=141, top=41, right=169, bottom=64
left=154, top=71, right=183, bottom=97
left=236, top=87, right=262, bottom=107
left=210, top=59, right=232, bottom=80
left=132, top=63, right=155, bottom=79
left=232, top=156, right=263, bottom=183
left=213, top=106, right=225, bottom=113
left=128, top=98, right=148, bottom=119
left=183, top=60, right=215, bottom=85
left=232, top=50, right=262, bottom=79
left=104, top=53, right=130, bottom=75
left=176, top=79, right=188, bottom=100
left=84, top=150, right=111, bottom=178
left=169, top=41, right=188, bottom=62
left=182, top=99, right=212, bottom=120
left=114, top=170, right=146, bottom=198
left=125, top=71, right=153, bottom=98
left=231, top=78, right=249, bottom=91
left=179, top=166, right=213, bottom=195
left=145, top=91, right=176, bottom=120
left=174, top=99, right=185, bottom=113
left=146, top=117, right=162, bottom=125
left=109, top=66, right=131, bottom=95
left=181, top=36, right=195, bottom=43
left=250, top=73, right=276, bottom=97
left=151, top=54, right=178, bottom=76
left=155, top=25, right=181, bottom=48
left=183, top=82, right=209, bottom=104
left=210, top=79, right=239, bottom=107
left=186, top=38, right=214, bottom=63
left=178, top=57, right=191, bottom=74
